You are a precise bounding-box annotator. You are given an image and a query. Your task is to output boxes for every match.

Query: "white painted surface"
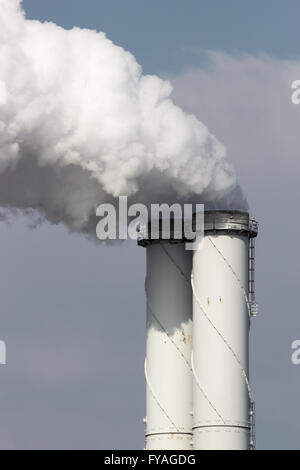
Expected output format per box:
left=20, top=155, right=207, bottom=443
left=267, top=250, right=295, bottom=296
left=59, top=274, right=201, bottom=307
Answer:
left=192, top=234, right=250, bottom=450
left=145, top=243, right=193, bottom=450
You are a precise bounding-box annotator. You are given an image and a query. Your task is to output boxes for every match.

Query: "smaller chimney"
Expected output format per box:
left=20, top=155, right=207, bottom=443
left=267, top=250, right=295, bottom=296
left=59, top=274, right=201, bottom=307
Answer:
left=139, top=221, right=193, bottom=450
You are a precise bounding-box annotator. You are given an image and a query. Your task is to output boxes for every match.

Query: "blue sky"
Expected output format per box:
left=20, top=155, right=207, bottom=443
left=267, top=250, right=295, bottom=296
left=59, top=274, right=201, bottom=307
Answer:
left=23, top=0, right=300, bottom=73
left=0, top=0, right=300, bottom=450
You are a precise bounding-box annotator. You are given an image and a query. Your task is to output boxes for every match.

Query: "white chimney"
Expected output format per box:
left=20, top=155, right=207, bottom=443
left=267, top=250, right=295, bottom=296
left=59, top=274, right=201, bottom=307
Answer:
left=192, top=211, right=258, bottom=450
left=139, top=227, right=193, bottom=450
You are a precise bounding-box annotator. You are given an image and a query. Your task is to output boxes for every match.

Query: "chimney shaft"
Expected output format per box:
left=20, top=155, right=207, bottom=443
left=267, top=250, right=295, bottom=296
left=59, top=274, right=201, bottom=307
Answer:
left=192, top=211, right=258, bottom=450
left=143, top=242, right=193, bottom=449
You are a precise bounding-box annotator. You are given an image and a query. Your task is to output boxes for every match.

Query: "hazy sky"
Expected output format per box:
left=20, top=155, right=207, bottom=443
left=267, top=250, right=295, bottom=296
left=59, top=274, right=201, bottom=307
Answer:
left=0, top=0, right=300, bottom=449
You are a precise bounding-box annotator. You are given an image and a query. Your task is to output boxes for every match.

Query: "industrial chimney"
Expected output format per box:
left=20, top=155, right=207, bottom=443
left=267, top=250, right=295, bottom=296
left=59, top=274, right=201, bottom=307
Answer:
left=138, top=210, right=258, bottom=451
left=192, top=211, right=258, bottom=450
left=138, top=220, right=193, bottom=450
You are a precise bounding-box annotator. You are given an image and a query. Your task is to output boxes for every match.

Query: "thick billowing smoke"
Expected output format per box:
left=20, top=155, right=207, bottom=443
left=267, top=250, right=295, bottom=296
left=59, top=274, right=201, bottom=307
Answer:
left=0, top=0, right=243, bottom=234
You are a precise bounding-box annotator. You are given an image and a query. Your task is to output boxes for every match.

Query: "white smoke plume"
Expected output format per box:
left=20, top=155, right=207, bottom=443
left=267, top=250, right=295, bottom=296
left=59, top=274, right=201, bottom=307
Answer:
left=0, top=0, right=242, bottom=234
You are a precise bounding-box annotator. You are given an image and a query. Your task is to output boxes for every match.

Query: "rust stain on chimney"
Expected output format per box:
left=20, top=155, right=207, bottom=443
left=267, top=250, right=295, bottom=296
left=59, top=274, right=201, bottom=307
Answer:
left=180, top=330, right=187, bottom=344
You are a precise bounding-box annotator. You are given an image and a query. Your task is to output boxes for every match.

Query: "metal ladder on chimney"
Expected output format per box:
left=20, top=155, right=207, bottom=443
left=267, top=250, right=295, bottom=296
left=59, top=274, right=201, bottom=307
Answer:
left=249, top=235, right=258, bottom=317
left=249, top=401, right=256, bottom=450
left=249, top=229, right=258, bottom=449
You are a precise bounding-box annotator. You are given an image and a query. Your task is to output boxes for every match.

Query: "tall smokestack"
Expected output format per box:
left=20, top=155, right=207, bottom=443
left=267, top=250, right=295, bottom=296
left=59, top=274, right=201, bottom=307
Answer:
left=139, top=224, right=193, bottom=450
left=192, top=211, right=258, bottom=450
